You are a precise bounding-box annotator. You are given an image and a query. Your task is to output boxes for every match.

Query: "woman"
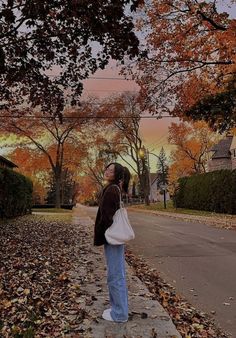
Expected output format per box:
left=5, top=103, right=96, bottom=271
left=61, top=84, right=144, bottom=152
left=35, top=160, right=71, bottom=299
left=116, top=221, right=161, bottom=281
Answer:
left=94, top=162, right=131, bottom=323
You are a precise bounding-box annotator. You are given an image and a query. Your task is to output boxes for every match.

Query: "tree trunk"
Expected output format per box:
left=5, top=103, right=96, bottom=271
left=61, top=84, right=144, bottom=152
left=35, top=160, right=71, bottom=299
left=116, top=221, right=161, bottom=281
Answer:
left=141, top=173, right=150, bottom=206
left=138, top=157, right=150, bottom=206
left=144, top=183, right=150, bottom=206
left=163, top=189, right=167, bottom=209
left=144, top=192, right=150, bottom=205
left=55, top=177, right=61, bottom=208
left=54, top=169, right=62, bottom=208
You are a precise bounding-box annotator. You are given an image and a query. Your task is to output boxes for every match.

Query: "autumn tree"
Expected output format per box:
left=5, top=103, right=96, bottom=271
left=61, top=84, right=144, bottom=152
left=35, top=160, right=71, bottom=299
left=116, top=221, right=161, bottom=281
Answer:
left=156, top=147, right=168, bottom=185
left=76, top=175, right=99, bottom=205
left=168, top=150, right=198, bottom=196
left=168, top=121, right=220, bottom=193
left=99, top=93, right=151, bottom=204
left=9, top=147, right=50, bottom=204
left=0, top=106, right=90, bottom=208
left=129, top=0, right=236, bottom=129
left=79, top=112, right=122, bottom=192
left=0, top=0, right=141, bottom=116
left=185, top=76, right=236, bottom=132
left=46, top=168, right=77, bottom=205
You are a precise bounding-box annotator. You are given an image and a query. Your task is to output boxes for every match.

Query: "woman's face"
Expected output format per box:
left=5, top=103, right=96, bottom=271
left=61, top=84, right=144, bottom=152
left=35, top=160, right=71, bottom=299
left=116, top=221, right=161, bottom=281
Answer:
left=104, top=164, right=115, bottom=182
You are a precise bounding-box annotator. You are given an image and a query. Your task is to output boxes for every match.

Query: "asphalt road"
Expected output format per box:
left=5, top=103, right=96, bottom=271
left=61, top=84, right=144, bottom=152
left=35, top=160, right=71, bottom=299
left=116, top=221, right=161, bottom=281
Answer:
left=85, top=206, right=236, bottom=337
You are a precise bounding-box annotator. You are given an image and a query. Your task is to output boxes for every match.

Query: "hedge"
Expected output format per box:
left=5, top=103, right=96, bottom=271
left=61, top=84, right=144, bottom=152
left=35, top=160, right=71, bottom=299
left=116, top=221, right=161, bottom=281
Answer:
left=0, top=168, right=33, bottom=218
left=173, top=169, right=236, bottom=214
left=32, top=204, right=74, bottom=210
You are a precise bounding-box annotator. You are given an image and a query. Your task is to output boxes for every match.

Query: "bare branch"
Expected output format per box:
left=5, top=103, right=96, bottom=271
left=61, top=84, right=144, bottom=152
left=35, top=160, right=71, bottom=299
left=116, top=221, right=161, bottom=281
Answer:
left=197, top=10, right=227, bottom=31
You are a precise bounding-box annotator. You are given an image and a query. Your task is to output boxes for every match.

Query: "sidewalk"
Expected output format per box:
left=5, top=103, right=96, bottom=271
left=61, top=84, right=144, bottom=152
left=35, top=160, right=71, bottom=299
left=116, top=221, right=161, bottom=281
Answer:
left=71, top=204, right=181, bottom=338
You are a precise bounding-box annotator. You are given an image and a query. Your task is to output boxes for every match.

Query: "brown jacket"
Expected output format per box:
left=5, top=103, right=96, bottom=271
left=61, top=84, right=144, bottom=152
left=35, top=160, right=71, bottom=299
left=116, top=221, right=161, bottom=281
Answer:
left=94, top=183, right=120, bottom=246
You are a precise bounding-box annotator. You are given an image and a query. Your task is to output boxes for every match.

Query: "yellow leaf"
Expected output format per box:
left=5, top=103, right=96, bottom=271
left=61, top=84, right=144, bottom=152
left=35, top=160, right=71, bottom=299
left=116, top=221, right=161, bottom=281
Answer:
left=58, top=272, right=69, bottom=281
left=2, top=300, right=12, bottom=308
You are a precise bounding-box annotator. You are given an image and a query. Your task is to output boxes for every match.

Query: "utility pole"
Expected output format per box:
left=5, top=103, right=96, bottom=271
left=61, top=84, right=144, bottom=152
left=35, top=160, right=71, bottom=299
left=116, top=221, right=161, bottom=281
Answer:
left=146, top=149, right=153, bottom=203
left=138, top=146, right=150, bottom=205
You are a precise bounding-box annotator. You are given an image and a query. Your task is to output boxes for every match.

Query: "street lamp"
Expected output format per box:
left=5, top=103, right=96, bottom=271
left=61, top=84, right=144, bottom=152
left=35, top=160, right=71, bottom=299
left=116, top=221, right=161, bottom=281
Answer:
left=138, top=147, right=146, bottom=159
left=137, top=146, right=153, bottom=204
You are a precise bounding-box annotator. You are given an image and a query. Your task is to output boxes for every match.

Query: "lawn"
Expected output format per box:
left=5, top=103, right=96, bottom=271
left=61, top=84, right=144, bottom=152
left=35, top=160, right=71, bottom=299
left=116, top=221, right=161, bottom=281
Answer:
left=131, top=200, right=236, bottom=219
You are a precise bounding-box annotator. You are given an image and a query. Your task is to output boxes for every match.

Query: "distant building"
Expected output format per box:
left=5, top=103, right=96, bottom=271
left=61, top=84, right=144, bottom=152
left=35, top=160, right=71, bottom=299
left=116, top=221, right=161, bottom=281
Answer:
left=0, top=155, right=18, bottom=169
left=207, top=135, right=236, bottom=171
left=131, top=173, right=170, bottom=202
left=149, top=173, right=170, bottom=203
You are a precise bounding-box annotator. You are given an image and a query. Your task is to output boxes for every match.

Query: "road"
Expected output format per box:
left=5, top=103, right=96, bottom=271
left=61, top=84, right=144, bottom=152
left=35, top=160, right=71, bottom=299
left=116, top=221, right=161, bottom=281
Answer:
left=84, top=206, right=236, bottom=337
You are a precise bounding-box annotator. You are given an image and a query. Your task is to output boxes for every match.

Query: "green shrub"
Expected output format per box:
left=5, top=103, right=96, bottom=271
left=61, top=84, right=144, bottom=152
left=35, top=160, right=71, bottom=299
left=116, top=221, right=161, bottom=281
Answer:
left=0, top=168, right=33, bottom=218
left=173, top=169, right=236, bottom=214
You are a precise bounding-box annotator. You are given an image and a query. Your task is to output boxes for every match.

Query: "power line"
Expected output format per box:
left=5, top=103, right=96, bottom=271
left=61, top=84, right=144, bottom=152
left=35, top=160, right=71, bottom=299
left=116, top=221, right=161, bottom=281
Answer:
left=46, top=74, right=133, bottom=81
left=150, top=142, right=170, bottom=150
left=86, top=76, right=133, bottom=81
left=148, top=132, right=169, bottom=148
left=149, top=134, right=169, bottom=150
left=0, top=115, right=177, bottom=119
left=83, top=89, right=139, bottom=93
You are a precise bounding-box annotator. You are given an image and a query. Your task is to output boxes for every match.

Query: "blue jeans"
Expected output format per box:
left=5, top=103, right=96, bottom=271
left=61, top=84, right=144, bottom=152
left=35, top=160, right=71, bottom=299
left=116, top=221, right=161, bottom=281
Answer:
left=104, top=243, right=128, bottom=322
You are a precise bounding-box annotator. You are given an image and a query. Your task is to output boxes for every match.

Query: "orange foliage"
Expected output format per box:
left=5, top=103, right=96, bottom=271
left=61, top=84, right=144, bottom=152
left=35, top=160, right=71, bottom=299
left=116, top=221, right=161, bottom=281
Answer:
left=168, top=153, right=195, bottom=195
left=8, top=133, right=89, bottom=204
left=10, top=148, right=50, bottom=175
left=9, top=148, right=49, bottom=203
left=132, top=0, right=236, bottom=115
left=76, top=175, right=101, bottom=204
left=168, top=121, right=220, bottom=192
left=0, top=105, right=93, bottom=206
left=2, top=100, right=128, bottom=205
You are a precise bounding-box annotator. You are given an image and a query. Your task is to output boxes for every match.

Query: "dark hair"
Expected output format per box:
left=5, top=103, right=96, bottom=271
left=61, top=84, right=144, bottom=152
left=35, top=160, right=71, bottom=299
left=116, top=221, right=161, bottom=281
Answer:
left=105, top=163, right=131, bottom=193
left=122, top=166, right=131, bottom=193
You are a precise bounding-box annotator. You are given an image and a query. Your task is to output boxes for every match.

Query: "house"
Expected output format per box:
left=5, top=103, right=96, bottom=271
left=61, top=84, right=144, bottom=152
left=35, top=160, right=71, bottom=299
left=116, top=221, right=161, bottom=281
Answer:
left=230, top=135, right=236, bottom=170
left=0, top=155, right=18, bottom=169
left=207, top=135, right=236, bottom=172
left=130, top=173, right=170, bottom=203
left=149, top=173, right=170, bottom=203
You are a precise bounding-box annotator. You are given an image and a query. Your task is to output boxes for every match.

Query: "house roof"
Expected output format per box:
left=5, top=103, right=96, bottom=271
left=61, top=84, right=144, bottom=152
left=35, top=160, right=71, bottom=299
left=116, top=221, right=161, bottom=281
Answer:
left=0, top=155, right=18, bottom=168
left=210, top=136, right=233, bottom=159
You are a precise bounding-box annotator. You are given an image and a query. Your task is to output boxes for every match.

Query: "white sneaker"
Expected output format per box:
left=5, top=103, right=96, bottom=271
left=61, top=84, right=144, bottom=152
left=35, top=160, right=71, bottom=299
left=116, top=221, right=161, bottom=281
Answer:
left=102, top=308, right=128, bottom=323
left=102, top=309, right=114, bottom=321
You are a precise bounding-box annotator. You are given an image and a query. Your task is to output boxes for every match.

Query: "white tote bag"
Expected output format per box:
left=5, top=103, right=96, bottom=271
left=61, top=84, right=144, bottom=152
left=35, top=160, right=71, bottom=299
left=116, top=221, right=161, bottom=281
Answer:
left=105, top=185, right=135, bottom=245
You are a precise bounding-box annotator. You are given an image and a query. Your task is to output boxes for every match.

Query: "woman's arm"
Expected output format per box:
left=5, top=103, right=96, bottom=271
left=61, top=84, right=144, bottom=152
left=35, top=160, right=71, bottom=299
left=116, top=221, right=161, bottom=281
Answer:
left=99, top=185, right=120, bottom=232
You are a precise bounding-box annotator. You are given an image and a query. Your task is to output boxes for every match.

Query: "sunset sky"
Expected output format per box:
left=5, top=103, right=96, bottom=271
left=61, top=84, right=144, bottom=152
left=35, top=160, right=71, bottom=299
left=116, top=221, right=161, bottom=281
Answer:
left=81, top=63, right=179, bottom=171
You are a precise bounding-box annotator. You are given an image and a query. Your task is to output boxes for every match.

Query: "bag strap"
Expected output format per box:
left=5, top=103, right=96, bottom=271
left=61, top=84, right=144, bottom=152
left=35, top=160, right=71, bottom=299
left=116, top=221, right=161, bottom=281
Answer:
left=111, top=184, right=122, bottom=206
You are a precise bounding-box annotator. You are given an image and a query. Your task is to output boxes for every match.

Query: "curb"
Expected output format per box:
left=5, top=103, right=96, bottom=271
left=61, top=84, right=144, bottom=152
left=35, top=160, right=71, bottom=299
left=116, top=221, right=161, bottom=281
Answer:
left=127, top=207, right=236, bottom=229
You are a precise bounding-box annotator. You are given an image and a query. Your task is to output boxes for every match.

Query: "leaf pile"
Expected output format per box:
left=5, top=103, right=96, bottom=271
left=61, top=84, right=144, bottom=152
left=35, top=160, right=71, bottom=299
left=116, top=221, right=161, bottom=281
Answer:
left=125, top=249, right=229, bottom=338
left=0, top=214, right=91, bottom=338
